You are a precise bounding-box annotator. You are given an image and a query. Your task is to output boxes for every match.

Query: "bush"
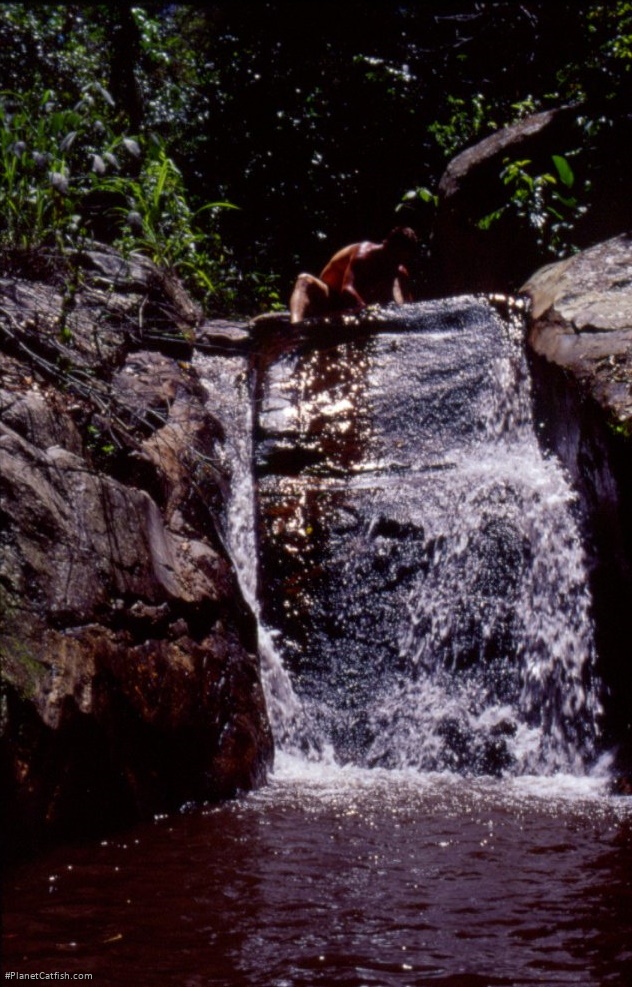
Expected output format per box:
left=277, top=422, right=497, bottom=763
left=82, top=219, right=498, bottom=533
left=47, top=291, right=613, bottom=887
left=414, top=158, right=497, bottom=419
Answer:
left=0, top=85, right=256, bottom=314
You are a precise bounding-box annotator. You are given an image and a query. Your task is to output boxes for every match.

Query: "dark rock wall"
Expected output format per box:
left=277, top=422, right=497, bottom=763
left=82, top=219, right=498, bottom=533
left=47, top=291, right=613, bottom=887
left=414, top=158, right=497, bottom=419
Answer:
left=528, top=351, right=632, bottom=770
left=431, top=106, right=632, bottom=297
left=0, top=249, right=272, bottom=856
left=432, top=106, right=583, bottom=295
left=522, top=236, right=632, bottom=776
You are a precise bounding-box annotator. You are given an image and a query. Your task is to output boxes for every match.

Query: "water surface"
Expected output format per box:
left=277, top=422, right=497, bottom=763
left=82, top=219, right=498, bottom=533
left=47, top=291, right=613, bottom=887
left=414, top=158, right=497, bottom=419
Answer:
left=5, top=301, right=631, bottom=987
left=4, top=758, right=632, bottom=987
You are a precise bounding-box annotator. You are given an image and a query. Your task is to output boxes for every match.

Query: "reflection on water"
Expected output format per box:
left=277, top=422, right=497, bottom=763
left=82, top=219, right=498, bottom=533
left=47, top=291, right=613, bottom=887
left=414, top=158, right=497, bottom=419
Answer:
left=5, top=304, right=629, bottom=987
left=4, top=761, right=632, bottom=987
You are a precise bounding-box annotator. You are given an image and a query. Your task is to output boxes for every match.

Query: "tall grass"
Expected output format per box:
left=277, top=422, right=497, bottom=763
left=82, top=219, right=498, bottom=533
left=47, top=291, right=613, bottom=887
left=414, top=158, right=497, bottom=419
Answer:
left=0, top=85, right=244, bottom=310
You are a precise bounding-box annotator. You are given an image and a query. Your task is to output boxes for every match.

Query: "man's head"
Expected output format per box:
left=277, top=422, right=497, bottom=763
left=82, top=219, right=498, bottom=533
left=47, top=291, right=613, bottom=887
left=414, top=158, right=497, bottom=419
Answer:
left=384, top=226, right=418, bottom=261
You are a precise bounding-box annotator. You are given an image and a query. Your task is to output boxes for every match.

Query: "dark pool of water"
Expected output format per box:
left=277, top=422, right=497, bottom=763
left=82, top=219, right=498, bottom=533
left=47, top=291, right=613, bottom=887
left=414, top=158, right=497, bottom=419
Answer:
left=3, top=760, right=632, bottom=987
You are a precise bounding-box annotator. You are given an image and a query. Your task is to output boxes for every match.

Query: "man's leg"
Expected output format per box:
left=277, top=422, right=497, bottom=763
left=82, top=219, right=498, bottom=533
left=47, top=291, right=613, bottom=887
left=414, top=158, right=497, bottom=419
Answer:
left=289, top=273, right=330, bottom=323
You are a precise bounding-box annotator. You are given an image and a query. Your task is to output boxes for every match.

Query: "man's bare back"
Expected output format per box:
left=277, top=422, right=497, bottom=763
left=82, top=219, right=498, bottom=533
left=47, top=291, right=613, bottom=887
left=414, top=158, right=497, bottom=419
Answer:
left=290, top=227, right=417, bottom=323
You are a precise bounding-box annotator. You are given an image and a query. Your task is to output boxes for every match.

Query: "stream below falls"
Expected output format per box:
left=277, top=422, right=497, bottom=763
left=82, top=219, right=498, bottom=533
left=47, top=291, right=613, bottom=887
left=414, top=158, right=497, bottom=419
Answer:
left=3, top=299, right=632, bottom=986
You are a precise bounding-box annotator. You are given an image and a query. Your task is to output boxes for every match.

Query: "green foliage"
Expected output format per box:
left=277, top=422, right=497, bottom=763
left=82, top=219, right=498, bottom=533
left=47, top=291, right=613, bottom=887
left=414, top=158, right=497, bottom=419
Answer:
left=0, top=85, right=141, bottom=251
left=1, top=3, right=631, bottom=308
left=396, top=186, right=438, bottom=224
left=86, top=423, right=116, bottom=460
left=475, top=152, right=585, bottom=259
left=401, top=187, right=438, bottom=208
left=428, top=93, right=499, bottom=159
left=102, top=139, right=238, bottom=298
left=0, top=85, right=243, bottom=313
left=0, top=5, right=105, bottom=96
left=428, top=93, right=547, bottom=163
left=564, top=1, right=632, bottom=98
left=607, top=2, right=632, bottom=64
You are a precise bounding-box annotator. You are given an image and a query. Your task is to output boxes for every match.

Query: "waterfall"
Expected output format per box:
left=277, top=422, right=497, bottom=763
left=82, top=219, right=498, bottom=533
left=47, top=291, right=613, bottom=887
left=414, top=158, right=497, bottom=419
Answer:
left=195, top=350, right=313, bottom=751
left=198, top=298, right=603, bottom=777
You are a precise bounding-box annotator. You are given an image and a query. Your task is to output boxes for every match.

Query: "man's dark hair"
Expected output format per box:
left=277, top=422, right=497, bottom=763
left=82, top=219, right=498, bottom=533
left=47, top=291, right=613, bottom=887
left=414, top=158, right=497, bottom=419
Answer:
left=385, top=226, right=418, bottom=252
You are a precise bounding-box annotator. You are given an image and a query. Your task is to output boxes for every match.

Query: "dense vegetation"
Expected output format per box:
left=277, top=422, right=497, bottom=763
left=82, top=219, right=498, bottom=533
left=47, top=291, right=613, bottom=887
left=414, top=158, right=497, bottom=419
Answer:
left=0, top=2, right=630, bottom=314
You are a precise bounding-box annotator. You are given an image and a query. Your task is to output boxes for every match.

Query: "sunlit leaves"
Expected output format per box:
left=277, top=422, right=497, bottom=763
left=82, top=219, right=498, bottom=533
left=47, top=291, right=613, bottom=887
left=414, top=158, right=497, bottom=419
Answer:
left=474, top=154, right=585, bottom=258
left=552, top=154, right=575, bottom=188
left=122, top=137, right=140, bottom=157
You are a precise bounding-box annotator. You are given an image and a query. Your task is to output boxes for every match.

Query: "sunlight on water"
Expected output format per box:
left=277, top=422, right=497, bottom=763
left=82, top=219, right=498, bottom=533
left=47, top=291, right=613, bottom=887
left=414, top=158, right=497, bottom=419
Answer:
left=269, top=748, right=615, bottom=806
left=196, top=351, right=310, bottom=747
left=244, top=299, right=604, bottom=780
left=5, top=754, right=631, bottom=987
left=4, top=315, right=630, bottom=987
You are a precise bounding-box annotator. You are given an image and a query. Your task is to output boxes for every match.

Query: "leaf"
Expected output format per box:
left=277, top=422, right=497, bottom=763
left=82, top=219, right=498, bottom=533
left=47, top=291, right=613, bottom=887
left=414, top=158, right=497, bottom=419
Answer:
left=126, top=210, right=144, bottom=232
left=193, top=269, right=217, bottom=291
left=553, top=192, right=578, bottom=209
left=94, top=83, right=116, bottom=108
left=32, top=151, right=51, bottom=168
left=402, top=186, right=437, bottom=206
left=49, top=171, right=69, bottom=193
left=59, top=131, right=78, bottom=152
left=122, top=138, right=141, bottom=157
left=196, top=201, right=240, bottom=214
left=153, top=156, right=170, bottom=209
left=476, top=207, right=505, bottom=230
left=552, top=154, right=574, bottom=188
left=91, top=154, right=106, bottom=174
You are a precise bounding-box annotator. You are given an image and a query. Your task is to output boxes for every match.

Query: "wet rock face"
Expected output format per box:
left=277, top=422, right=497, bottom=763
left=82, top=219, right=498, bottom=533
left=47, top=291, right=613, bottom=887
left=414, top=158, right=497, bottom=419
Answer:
left=522, top=234, right=632, bottom=779
left=0, top=248, right=272, bottom=854
left=253, top=300, right=599, bottom=774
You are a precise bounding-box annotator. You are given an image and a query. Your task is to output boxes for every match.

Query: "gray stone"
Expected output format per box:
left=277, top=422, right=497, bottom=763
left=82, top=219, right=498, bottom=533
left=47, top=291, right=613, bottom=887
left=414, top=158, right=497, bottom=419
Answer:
left=0, top=249, right=272, bottom=854
left=522, top=234, right=632, bottom=428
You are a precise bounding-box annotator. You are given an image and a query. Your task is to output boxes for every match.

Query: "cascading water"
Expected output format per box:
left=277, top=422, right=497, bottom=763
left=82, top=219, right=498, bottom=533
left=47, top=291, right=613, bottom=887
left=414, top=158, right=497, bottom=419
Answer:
left=8, top=304, right=630, bottom=987
left=198, top=297, right=603, bottom=778
left=194, top=348, right=305, bottom=739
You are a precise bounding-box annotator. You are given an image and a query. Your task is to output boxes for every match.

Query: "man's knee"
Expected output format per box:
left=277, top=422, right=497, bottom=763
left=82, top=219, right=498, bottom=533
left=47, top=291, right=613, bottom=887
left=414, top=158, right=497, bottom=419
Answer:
left=290, top=273, right=329, bottom=323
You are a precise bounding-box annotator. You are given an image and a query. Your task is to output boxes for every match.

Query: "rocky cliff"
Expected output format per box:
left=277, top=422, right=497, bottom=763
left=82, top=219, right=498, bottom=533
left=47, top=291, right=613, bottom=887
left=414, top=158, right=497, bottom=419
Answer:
left=0, top=247, right=273, bottom=855
left=521, top=234, right=632, bottom=778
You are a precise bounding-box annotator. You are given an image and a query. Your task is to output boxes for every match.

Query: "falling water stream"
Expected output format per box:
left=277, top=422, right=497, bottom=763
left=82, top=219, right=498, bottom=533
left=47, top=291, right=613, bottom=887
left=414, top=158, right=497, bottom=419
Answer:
left=3, top=300, right=632, bottom=986
left=250, top=299, right=602, bottom=776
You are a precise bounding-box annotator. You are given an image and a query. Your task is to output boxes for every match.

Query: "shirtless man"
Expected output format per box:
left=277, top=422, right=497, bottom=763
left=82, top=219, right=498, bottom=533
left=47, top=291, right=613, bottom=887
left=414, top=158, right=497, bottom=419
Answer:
left=289, top=227, right=417, bottom=323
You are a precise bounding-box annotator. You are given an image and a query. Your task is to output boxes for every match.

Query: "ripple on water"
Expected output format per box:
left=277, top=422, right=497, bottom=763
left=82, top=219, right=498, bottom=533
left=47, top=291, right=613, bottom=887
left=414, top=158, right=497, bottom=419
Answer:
left=4, top=764, right=632, bottom=987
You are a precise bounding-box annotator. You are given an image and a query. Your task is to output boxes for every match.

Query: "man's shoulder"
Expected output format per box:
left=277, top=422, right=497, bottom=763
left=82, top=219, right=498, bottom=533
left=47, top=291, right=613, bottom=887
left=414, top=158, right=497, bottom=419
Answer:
left=320, top=242, right=360, bottom=278
left=327, top=242, right=362, bottom=263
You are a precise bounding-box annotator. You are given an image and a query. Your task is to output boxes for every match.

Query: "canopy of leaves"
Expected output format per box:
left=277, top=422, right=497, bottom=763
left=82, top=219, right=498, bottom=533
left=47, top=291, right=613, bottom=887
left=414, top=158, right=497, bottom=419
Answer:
left=1, top=1, right=630, bottom=311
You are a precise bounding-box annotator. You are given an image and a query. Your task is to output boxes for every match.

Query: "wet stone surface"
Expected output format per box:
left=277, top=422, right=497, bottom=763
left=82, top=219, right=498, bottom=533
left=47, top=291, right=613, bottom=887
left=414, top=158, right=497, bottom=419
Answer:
left=253, top=300, right=600, bottom=773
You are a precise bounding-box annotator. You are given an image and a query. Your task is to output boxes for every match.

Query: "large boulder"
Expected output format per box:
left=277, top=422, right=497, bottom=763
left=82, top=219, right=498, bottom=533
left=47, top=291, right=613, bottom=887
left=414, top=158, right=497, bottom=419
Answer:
left=522, top=234, right=632, bottom=428
left=431, top=104, right=632, bottom=296
left=0, top=247, right=273, bottom=854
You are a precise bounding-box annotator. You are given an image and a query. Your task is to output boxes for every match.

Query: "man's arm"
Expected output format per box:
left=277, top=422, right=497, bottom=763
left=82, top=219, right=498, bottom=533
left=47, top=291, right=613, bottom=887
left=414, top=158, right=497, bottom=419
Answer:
left=393, top=265, right=413, bottom=304
left=320, top=243, right=361, bottom=295
left=337, top=242, right=377, bottom=308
